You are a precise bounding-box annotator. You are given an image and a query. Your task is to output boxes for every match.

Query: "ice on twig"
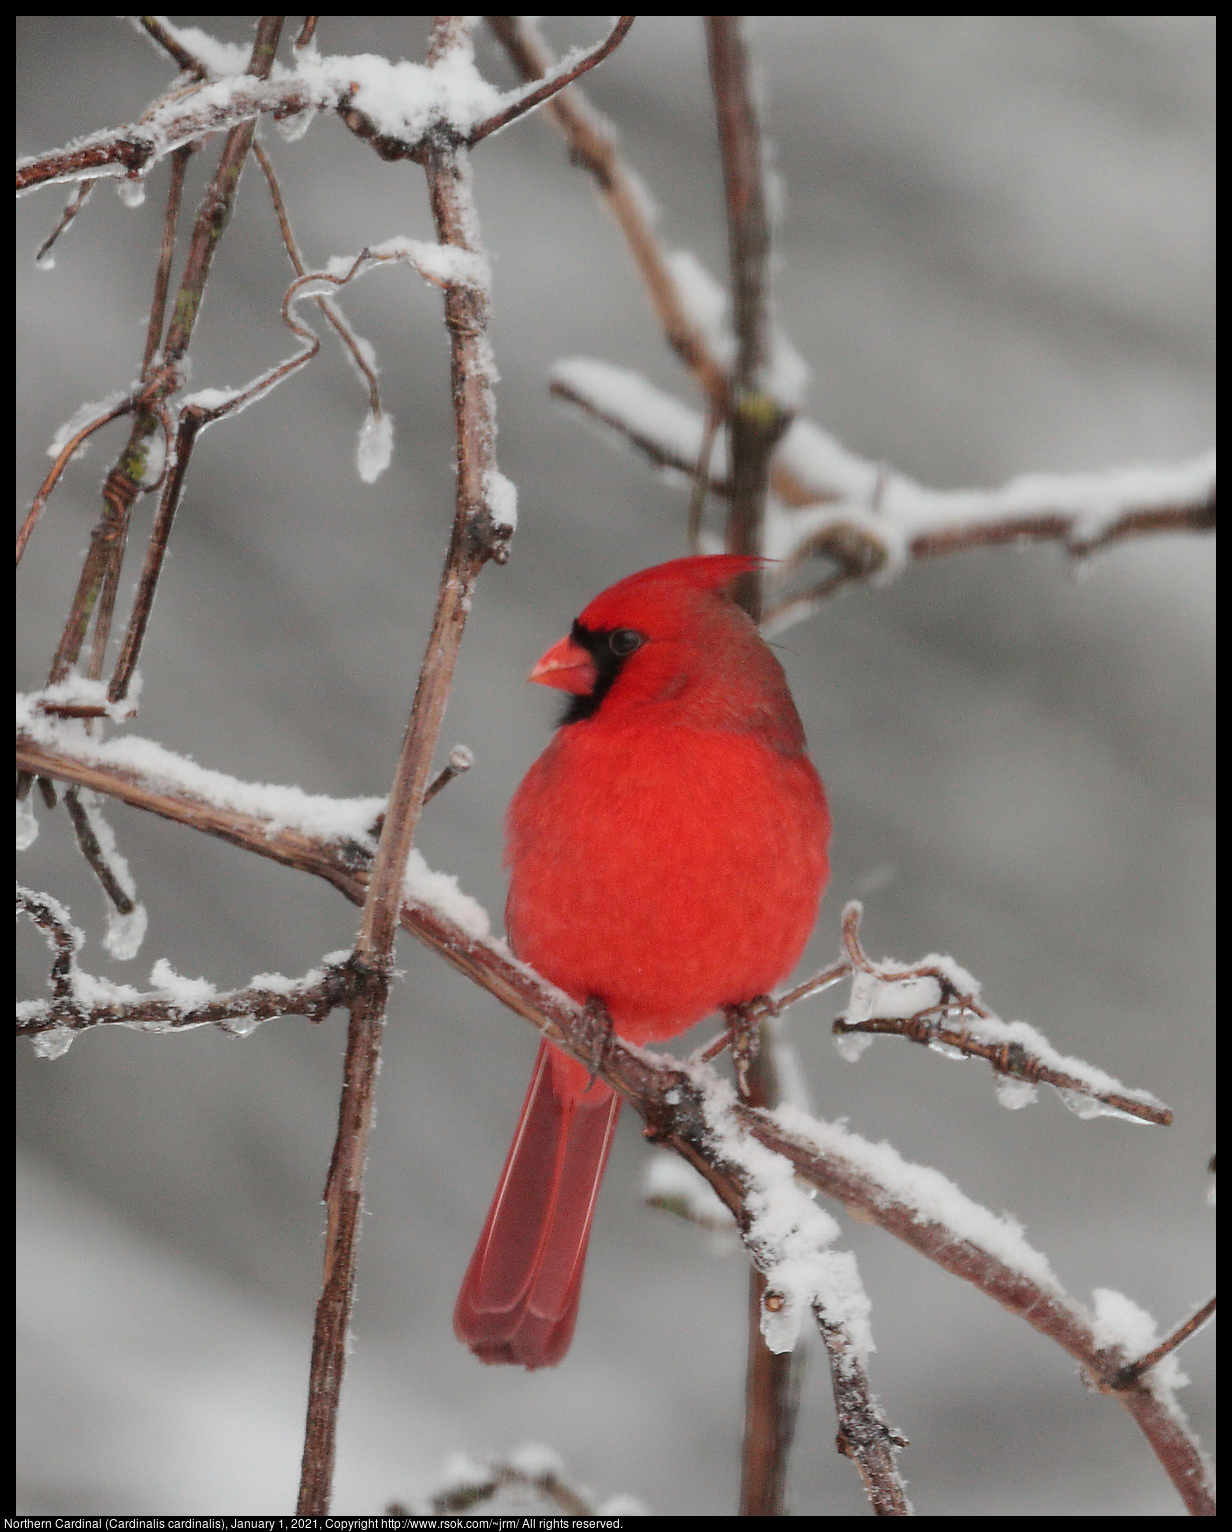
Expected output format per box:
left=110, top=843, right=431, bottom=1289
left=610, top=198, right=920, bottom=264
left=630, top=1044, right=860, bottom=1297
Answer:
left=995, top=1075, right=1038, bottom=1110
left=483, top=468, right=518, bottom=533
left=696, top=1073, right=874, bottom=1360
left=104, top=905, right=148, bottom=962
left=356, top=409, right=393, bottom=483
left=17, top=796, right=39, bottom=850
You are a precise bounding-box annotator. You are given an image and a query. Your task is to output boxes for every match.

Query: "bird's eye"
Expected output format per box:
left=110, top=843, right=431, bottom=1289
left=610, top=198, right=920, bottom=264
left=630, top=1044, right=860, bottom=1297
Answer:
left=608, top=628, right=644, bottom=657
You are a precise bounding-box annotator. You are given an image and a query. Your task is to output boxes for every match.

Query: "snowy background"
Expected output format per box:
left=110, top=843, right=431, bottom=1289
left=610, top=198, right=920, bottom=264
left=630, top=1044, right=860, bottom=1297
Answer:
left=17, top=16, right=1214, bottom=1516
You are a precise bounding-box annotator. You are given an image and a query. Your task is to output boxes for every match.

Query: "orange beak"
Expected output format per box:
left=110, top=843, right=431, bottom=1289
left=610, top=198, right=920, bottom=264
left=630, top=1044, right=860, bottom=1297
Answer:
left=529, top=633, right=596, bottom=696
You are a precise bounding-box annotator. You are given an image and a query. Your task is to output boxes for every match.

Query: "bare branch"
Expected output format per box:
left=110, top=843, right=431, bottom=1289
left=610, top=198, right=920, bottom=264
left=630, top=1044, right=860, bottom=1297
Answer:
left=423, top=744, right=474, bottom=806
left=33, top=178, right=96, bottom=265
left=1115, top=1296, right=1217, bottom=1388
left=489, top=15, right=818, bottom=515
left=17, top=886, right=79, bottom=1002
left=298, top=22, right=513, bottom=1512
left=18, top=388, right=143, bottom=566
left=107, top=405, right=202, bottom=705
left=61, top=787, right=135, bottom=917
left=141, top=143, right=193, bottom=378
left=138, top=15, right=211, bottom=79
left=812, top=1300, right=911, bottom=1515
left=547, top=362, right=1214, bottom=621
left=18, top=885, right=351, bottom=1048
left=44, top=19, right=285, bottom=691
left=252, top=140, right=383, bottom=423
left=488, top=16, right=733, bottom=415
left=470, top=16, right=635, bottom=145
left=492, top=18, right=1213, bottom=621
left=19, top=19, right=633, bottom=194
left=707, top=17, right=793, bottom=624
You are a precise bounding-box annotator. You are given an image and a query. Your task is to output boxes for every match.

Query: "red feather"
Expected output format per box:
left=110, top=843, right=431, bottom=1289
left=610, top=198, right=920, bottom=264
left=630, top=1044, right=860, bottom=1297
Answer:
left=454, top=556, right=830, bottom=1367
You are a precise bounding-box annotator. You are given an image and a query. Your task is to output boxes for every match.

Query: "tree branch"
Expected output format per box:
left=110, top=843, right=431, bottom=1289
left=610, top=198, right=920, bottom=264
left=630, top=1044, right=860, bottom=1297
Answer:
left=468, top=16, right=635, bottom=145
left=298, top=20, right=513, bottom=1514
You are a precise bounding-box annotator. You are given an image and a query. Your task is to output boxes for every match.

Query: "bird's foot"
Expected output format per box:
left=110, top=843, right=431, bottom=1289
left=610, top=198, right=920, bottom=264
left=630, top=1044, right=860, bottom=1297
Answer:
left=577, top=996, right=616, bottom=1087
left=724, top=997, right=774, bottom=1100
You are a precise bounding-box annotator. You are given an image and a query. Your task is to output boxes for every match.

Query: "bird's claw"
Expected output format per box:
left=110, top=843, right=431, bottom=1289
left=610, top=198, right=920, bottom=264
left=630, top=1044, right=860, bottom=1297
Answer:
left=578, top=997, right=615, bottom=1087
left=725, top=998, right=771, bottom=1100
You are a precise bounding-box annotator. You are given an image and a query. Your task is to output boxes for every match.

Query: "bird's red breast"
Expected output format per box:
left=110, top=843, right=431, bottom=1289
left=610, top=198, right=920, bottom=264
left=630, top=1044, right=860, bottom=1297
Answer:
left=505, top=554, right=830, bottom=1048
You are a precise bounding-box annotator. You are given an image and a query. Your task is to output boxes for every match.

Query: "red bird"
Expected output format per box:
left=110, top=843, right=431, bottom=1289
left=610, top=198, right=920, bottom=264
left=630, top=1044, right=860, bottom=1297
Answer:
left=453, top=555, right=830, bottom=1367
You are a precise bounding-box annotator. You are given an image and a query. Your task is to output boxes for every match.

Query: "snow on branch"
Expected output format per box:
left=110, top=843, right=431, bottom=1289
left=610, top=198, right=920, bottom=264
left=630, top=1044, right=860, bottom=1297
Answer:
left=17, top=17, right=636, bottom=195
left=17, top=696, right=384, bottom=848
left=550, top=357, right=1216, bottom=628
left=500, top=17, right=1214, bottom=629
left=821, top=902, right=1173, bottom=1126
left=408, top=1443, right=643, bottom=1517
left=17, top=885, right=353, bottom=1057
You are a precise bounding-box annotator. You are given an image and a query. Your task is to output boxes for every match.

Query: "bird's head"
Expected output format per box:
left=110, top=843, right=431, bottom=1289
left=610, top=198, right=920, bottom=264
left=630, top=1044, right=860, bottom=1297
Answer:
left=527, top=555, right=795, bottom=740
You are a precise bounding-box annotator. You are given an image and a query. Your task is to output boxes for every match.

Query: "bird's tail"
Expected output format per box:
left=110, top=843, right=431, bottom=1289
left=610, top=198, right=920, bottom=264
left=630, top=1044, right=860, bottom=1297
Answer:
left=454, top=1038, right=622, bottom=1368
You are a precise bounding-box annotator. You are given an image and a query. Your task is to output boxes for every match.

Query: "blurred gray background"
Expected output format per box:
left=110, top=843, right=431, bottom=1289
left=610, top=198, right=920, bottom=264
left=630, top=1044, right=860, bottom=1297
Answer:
left=17, top=16, right=1214, bottom=1516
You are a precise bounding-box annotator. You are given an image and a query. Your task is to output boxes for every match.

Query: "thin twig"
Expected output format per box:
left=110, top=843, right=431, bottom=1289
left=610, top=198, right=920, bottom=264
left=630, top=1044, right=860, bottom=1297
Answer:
left=34, top=178, right=96, bottom=265
left=161, top=18, right=285, bottom=366
left=707, top=16, right=792, bottom=625
left=297, top=20, right=510, bottom=1515
left=18, top=950, right=352, bottom=1043
left=61, top=788, right=135, bottom=916
left=112, top=219, right=482, bottom=708
left=468, top=16, right=635, bottom=145
left=252, top=139, right=382, bottom=419
left=423, top=744, right=474, bottom=805
left=141, top=143, right=193, bottom=378
left=488, top=15, right=816, bottom=517
left=44, top=17, right=286, bottom=690
left=17, top=390, right=141, bottom=567
left=487, top=16, right=732, bottom=415
left=138, top=15, right=211, bottom=78
left=812, top=1303, right=911, bottom=1514
left=107, top=406, right=205, bottom=704
left=833, top=902, right=1173, bottom=1126
left=1114, top=1296, right=1217, bottom=1388
left=17, top=886, right=79, bottom=1002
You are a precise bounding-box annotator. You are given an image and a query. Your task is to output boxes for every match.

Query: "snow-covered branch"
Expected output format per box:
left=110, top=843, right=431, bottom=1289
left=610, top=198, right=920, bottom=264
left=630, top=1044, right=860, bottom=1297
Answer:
left=497, top=16, right=1214, bottom=620
left=826, top=901, right=1173, bottom=1126
left=18, top=885, right=352, bottom=1056
left=17, top=17, right=636, bottom=195
left=551, top=357, right=1216, bottom=625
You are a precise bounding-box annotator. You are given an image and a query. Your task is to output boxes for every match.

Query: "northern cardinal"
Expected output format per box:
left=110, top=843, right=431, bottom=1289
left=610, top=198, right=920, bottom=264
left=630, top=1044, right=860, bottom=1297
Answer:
left=453, top=555, right=830, bottom=1367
